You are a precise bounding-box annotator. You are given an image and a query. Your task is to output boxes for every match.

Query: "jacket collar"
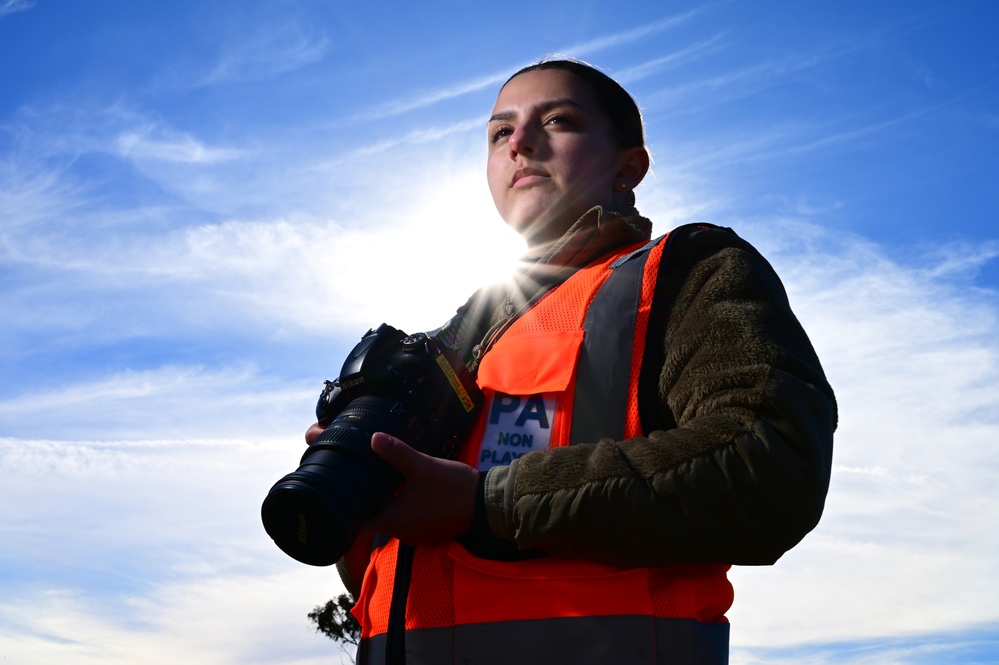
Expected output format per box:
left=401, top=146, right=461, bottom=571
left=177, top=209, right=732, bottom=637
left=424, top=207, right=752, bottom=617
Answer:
left=522, top=205, right=653, bottom=270
left=437, top=206, right=653, bottom=371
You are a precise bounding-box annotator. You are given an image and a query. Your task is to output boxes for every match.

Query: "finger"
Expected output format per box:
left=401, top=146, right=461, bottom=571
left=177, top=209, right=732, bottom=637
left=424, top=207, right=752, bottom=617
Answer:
left=304, top=422, right=326, bottom=446
left=370, top=432, right=423, bottom=473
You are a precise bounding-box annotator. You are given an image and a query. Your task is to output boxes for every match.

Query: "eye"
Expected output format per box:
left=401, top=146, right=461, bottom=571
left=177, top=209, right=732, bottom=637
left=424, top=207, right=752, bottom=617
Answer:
left=489, top=126, right=512, bottom=144
left=544, top=114, right=573, bottom=128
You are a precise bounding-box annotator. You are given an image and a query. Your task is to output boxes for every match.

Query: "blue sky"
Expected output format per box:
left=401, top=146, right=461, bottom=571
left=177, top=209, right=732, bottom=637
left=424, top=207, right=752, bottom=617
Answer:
left=1, top=1, right=997, bottom=663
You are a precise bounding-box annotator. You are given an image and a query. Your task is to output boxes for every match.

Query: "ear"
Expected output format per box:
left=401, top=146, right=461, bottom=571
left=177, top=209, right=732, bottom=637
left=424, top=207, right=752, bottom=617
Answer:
left=615, top=146, right=650, bottom=191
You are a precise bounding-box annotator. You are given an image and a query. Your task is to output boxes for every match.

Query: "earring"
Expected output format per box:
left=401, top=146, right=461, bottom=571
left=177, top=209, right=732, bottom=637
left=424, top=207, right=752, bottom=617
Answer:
left=614, top=181, right=630, bottom=193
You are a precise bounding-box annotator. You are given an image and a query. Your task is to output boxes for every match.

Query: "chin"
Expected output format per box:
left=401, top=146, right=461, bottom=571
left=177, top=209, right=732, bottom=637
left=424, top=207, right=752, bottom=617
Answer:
left=504, top=213, right=537, bottom=236
left=512, top=219, right=572, bottom=250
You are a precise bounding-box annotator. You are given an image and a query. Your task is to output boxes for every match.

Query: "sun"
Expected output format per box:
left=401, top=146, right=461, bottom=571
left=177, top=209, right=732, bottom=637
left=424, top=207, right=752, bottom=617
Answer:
left=314, top=158, right=527, bottom=337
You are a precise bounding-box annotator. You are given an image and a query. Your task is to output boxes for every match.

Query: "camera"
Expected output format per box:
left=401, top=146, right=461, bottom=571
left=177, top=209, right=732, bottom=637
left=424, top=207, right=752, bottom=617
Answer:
left=261, top=323, right=483, bottom=566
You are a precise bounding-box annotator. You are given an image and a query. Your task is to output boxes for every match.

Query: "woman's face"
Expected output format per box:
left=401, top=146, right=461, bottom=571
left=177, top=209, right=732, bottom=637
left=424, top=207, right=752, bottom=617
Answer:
left=486, top=68, right=627, bottom=248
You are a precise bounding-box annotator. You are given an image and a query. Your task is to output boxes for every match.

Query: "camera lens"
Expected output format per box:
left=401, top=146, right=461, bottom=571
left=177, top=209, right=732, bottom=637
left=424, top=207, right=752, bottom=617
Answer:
left=261, top=395, right=423, bottom=566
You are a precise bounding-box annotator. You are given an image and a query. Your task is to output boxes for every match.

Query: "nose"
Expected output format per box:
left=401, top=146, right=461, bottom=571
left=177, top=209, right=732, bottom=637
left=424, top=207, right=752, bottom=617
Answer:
left=508, top=123, right=536, bottom=157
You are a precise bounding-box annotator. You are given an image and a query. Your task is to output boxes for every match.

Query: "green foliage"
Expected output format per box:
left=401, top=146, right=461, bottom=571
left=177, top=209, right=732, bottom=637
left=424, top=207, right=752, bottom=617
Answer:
left=308, top=593, right=361, bottom=649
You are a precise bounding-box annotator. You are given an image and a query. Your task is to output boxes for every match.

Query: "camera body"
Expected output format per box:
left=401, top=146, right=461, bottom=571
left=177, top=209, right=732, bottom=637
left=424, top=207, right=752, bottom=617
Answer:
left=261, top=323, right=482, bottom=566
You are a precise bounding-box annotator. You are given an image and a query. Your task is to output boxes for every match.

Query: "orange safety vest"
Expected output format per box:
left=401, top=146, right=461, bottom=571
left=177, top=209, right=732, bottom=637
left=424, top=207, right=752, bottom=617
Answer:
left=353, top=235, right=733, bottom=665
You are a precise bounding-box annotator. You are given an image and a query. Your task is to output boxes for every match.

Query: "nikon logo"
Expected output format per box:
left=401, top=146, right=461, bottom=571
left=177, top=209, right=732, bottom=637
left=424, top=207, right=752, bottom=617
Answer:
left=340, top=376, right=365, bottom=389
left=297, top=514, right=308, bottom=545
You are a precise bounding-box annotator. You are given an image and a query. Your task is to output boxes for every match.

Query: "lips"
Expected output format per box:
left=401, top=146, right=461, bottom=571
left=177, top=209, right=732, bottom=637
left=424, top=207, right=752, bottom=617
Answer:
left=511, top=166, right=548, bottom=188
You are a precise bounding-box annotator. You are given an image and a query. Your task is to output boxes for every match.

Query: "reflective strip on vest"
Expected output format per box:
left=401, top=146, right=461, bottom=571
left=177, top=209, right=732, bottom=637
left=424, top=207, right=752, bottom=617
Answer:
left=361, top=616, right=730, bottom=665
left=464, top=236, right=663, bottom=466
left=572, top=235, right=664, bottom=444
left=352, top=235, right=733, bottom=664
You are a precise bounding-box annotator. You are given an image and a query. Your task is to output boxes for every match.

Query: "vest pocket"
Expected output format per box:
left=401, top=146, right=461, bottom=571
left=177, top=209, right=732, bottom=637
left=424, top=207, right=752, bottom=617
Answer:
left=466, top=330, right=584, bottom=470
left=476, top=329, right=583, bottom=394
left=448, top=540, right=654, bottom=625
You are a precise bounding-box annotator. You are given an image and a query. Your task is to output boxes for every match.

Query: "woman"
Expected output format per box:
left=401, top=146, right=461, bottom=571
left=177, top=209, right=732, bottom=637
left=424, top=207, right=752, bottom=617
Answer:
left=306, top=59, right=836, bottom=665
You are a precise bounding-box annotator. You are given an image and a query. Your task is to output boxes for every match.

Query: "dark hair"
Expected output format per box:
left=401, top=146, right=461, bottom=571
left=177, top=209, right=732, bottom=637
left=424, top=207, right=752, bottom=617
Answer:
left=504, top=58, right=645, bottom=150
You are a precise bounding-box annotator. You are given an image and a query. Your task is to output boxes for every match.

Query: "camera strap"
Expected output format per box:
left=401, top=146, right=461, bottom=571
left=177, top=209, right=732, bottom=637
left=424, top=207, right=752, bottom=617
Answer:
left=430, top=277, right=559, bottom=377
left=385, top=542, right=416, bottom=664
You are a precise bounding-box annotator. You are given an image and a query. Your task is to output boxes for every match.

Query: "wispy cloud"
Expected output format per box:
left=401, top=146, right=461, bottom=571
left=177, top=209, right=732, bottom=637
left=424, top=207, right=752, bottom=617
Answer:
left=354, top=71, right=511, bottom=122
left=615, top=33, right=730, bottom=85
left=0, top=148, right=523, bottom=383
left=355, top=8, right=705, bottom=122
left=921, top=240, right=999, bottom=281
left=644, top=51, right=831, bottom=113
left=0, top=571, right=351, bottom=665
left=0, top=0, right=34, bottom=18
left=198, top=23, right=329, bottom=87
left=4, top=96, right=244, bottom=175
left=0, top=364, right=314, bottom=441
left=726, top=220, right=999, bottom=647
left=637, top=25, right=888, bottom=120
left=0, top=157, right=91, bottom=233
left=1, top=97, right=264, bottom=218
left=0, top=427, right=354, bottom=663
left=733, top=623, right=999, bottom=664
left=116, top=128, right=244, bottom=164
left=343, top=117, right=486, bottom=157
left=561, top=7, right=706, bottom=59
left=661, top=76, right=999, bottom=181
left=155, top=22, right=329, bottom=91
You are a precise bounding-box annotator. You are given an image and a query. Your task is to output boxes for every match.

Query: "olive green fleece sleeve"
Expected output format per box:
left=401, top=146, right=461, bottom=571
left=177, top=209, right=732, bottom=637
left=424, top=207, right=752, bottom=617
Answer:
left=482, top=228, right=837, bottom=567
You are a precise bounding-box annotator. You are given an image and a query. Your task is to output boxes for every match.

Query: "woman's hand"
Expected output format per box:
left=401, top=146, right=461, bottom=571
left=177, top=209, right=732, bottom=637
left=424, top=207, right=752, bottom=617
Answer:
left=304, top=424, right=479, bottom=546
left=361, top=432, right=479, bottom=545
left=304, top=422, right=326, bottom=446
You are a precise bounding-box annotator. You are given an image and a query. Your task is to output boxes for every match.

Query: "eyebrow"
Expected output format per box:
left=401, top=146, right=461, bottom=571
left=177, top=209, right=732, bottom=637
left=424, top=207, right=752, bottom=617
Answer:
left=487, top=97, right=585, bottom=124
